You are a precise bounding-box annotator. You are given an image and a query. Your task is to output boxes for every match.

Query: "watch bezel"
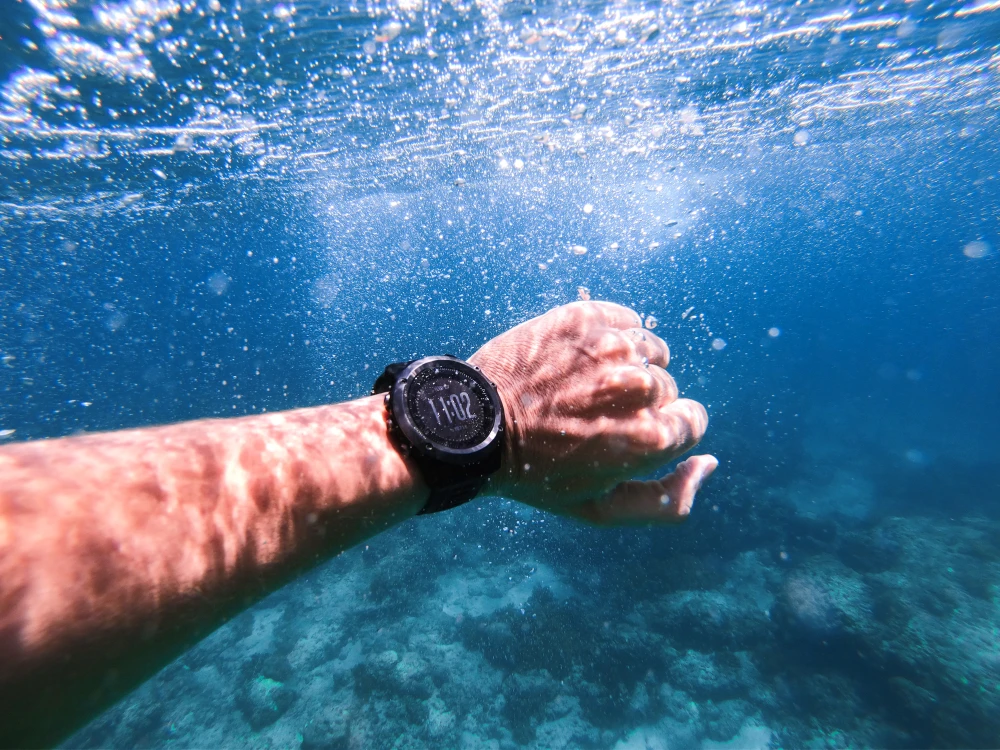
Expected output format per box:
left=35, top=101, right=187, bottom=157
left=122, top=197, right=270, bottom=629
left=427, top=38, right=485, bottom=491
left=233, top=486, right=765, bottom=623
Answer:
left=389, top=356, right=503, bottom=465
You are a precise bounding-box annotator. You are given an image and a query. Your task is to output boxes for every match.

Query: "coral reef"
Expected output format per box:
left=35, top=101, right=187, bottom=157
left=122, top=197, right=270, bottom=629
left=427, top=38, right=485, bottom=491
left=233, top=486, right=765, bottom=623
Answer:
left=65, top=415, right=1000, bottom=750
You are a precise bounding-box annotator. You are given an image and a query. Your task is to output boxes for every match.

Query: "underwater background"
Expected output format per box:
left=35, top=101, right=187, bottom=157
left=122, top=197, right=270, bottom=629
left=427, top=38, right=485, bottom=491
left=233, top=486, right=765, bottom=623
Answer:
left=1, top=0, right=999, bottom=747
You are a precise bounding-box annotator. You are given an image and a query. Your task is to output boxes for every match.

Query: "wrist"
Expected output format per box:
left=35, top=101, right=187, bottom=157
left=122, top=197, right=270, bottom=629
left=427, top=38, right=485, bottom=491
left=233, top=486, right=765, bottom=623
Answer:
left=290, top=396, right=429, bottom=525
left=373, top=356, right=506, bottom=512
left=354, top=394, right=430, bottom=509
left=467, top=355, right=525, bottom=498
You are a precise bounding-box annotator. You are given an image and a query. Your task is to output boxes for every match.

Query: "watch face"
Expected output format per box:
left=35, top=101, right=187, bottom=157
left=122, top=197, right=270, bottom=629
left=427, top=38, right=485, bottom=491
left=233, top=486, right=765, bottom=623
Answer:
left=405, top=363, right=497, bottom=450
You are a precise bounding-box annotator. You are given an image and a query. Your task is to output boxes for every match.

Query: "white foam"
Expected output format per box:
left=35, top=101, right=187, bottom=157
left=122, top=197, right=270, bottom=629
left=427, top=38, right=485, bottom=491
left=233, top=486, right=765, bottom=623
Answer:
left=93, top=0, right=182, bottom=36
left=47, top=32, right=155, bottom=82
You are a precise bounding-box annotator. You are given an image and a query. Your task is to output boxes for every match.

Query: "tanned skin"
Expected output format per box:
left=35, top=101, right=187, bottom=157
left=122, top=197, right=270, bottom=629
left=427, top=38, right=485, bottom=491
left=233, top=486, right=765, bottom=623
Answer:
left=0, top=301, right=718, bottom=747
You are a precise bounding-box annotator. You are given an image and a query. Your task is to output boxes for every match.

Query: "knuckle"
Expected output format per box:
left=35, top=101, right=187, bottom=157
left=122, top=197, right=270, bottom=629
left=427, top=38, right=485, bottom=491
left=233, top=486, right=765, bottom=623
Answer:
left=592, top=300, right=641, bottom=329
left=590, top=330, right=630, bottom=360
left=631, top=419, right=666, bottom=451
left=609, top=366, right=658, bottom=400
left=590, top=368, right=650, bottom=415
left=592, top=300, right=629, bottom=315
left=650, top=334, right=671, bottom=364
left=555, top=302, right=599, bottom=337
left=665, top=399, right=709, bottom=445
left=654, top=424, right=675, bottom=451
left=657, top=369, right=679, bottom=400
left=564, top=300, right=593, bottom=317
left=633, top=369, right=659, bottom=400
left=630, top=329, right=670, bottom=368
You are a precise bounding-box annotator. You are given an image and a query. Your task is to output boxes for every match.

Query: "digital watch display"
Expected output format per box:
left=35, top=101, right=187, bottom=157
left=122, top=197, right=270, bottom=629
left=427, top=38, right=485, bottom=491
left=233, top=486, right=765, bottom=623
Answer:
left=408, top=370, right=490, bottom=449
left=372, top=356, right=504, bottom=514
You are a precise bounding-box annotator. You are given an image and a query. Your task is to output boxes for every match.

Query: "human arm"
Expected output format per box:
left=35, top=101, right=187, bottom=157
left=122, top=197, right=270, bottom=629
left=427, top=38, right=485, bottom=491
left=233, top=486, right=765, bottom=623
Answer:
left=0, top=300, right=717, bottom=747
left=0, top=396, right=427, bottom=748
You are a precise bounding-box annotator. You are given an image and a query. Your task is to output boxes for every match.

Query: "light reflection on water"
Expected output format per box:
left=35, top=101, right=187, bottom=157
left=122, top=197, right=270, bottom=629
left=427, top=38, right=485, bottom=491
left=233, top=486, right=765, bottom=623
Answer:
left=2, top=0, right=998, bottom=213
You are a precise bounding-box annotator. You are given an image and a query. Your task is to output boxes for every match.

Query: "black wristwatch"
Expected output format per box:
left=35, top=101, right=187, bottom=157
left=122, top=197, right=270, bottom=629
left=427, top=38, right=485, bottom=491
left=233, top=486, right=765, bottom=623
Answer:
left=372, top=356, right=505, bottom=514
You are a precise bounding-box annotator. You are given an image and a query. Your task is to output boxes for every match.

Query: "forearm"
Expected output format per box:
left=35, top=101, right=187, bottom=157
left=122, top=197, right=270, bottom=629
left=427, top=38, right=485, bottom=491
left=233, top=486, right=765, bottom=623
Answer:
left=0, top=395, right=425, bottom=747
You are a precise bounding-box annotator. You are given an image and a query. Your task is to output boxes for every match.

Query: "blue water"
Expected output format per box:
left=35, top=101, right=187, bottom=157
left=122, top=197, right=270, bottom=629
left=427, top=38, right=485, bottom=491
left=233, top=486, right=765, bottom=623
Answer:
left=2, top=0, right=999, bottom=746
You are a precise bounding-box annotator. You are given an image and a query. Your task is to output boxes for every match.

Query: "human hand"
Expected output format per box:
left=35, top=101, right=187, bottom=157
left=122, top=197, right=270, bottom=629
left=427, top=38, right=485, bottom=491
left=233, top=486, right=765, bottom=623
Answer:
left=470, top=301, right=718, bottom=525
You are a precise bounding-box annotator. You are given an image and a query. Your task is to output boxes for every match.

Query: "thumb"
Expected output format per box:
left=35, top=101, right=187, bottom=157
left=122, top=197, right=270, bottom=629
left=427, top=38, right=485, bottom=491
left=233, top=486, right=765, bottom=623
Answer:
left=573, top=454, right=719, bottom=526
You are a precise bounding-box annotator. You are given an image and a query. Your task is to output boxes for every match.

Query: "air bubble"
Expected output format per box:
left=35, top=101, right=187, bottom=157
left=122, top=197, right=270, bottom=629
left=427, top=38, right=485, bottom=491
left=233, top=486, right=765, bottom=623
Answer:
left=172, top=133, right=193, bottom=152
left=963, top=240, right=992, bottom=259
left=376, top=21, right=403, bottom=43
left=207, top=271, right=230, bottom=295
left=640, top=25, right=659, bottom=43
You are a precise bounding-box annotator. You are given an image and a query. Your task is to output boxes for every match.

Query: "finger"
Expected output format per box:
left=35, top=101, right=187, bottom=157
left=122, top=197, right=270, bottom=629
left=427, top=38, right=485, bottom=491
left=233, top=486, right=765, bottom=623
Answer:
left=574, top=455, right=719, bottom=526
left=656, top=398, right=709, bottom=456
left=620, top=397, right=708, bottom=462
left=586, top=365, right=677, bottom=415
left=647, top=365, right=678, bottom=406
left=622, top=328, right=671, bottom=369
left=562, top=300, right=642, bottom=331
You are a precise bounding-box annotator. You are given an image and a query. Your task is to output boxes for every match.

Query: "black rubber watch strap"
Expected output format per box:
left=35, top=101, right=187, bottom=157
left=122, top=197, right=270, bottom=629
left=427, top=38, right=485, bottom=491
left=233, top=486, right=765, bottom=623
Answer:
left=372, top=362, right=407, bottom=395
left=418, top=477, right=486, bottom=515
left=415, top=446, right=500, bottom=514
